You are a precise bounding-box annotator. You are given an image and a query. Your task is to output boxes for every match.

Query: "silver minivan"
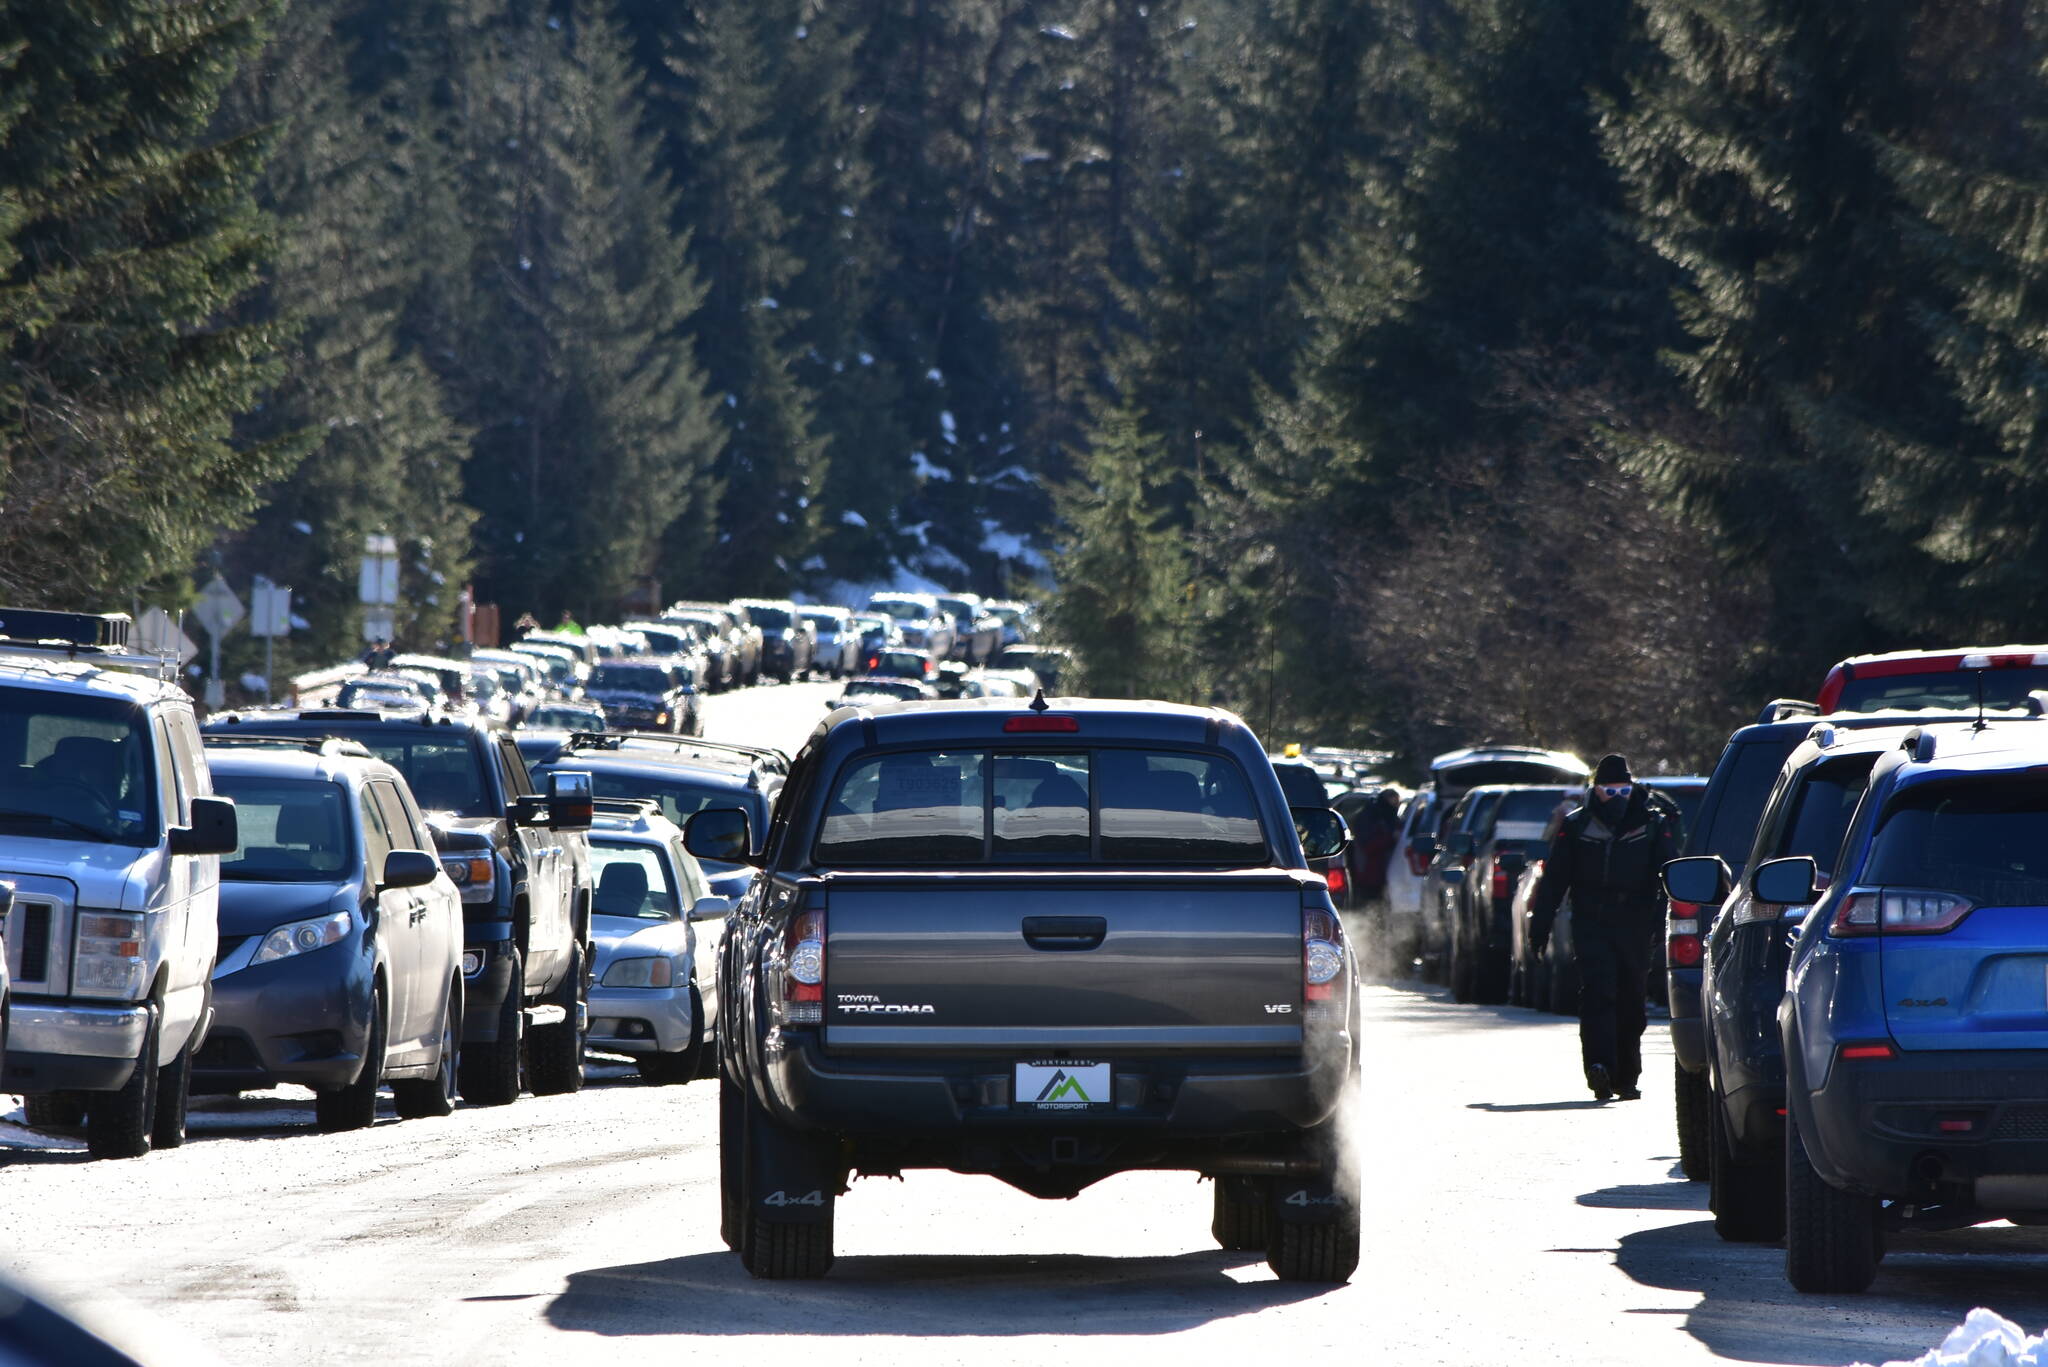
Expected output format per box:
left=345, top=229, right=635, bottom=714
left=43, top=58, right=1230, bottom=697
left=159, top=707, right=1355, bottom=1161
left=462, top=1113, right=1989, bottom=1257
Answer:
left=0, top=611, right=237, bottom=1158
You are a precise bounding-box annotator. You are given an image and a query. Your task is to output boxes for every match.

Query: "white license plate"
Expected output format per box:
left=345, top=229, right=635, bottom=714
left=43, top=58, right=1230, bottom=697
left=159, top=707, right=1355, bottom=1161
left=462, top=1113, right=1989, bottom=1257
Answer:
left=1015, top=1060, right=1111, bottom=1110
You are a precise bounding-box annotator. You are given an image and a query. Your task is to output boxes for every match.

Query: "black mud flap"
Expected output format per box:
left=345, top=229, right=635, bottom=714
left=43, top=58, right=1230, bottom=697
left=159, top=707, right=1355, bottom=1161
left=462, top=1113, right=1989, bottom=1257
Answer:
left=748, top=1105, right=841, bottom=1225
left=1270, top=1173, right=1354, bottom=1227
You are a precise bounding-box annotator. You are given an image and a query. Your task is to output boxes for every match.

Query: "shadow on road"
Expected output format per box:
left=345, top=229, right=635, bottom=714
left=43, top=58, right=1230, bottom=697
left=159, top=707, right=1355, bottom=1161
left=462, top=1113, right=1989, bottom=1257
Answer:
left=1611, top=1211, right=2048, bottom=1364
left=1578, top=1180, right=1705, bottom=1211
left=546, top=1248, right=1331, bottom=1338
left=1467, top=1099, right=1610, bottom=1114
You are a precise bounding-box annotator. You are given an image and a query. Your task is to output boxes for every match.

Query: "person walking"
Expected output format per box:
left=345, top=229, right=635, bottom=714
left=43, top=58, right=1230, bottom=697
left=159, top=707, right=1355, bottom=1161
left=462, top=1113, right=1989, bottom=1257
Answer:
left=1529, top=755, right=1678, bottom=1101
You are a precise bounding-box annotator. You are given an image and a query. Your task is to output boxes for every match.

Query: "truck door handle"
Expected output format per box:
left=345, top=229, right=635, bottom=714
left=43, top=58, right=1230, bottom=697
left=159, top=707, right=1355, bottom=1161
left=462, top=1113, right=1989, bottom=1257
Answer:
left=1021, top=916, right=1106, bottom=951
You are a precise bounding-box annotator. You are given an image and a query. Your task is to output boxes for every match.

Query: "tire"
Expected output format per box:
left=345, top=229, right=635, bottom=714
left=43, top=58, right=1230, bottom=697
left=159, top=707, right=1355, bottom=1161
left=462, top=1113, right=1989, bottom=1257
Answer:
left=23, top=1093, right=87, bottom=1130
left=1785, top=1107, right=1882, bottom=1293
left=745, top=1213, right=835, bottom=1280
left=315, top=986, right=386, bottom=1133
left=85, top=1005, right=159, bottom=1160
left=1708, top=1087, right=1784, bottom=1242
left=1449, top=922, right=1477, bottom=1004
left=1675, top=1061, right=1710, bottom=1182
left=1211, top=1176, right=1271, bottom=1251
left=152, top=1031, right=192, bottom=1150
left=393, top=981, right=461, bottom=1120
left=458, top=951, right=524, bottom=1107
left=528, top=946, right=587, bottom=1096
left=1266, top=1210, right=1360, bottom=1283
left=1474, top=939, right=1511, bottom=1005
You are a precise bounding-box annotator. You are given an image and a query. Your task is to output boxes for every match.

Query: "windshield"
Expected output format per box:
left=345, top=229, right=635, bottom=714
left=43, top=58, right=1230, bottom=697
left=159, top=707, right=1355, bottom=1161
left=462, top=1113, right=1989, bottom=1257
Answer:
left=872, top=651, right=930, bottom=678
left=1495, top=789, right=1567, bottom=827
left=590, top=665, right=669, bottom=693
left=215, top=776, right=351, bottom=882
left=590, top=839, right=680, bottom=920
left=869, top=597, right=925, bottom=619
left=335, top=733, right=492, bottom=818
left=1867, top=780, right=2048, bottom=907
left=1838, top=669, right=2048, bottom=713
left=0, top=686, right=157, bottom=845
left=851, top=616, right=889, bottom=634
left=1698, top=736, right=1803, bottom=867
left=800, top=611, right=839, bottom=630
left=816, top=747, right=1269, bottom=865
left=530, top=705, right=603, bottom=729
left=748, top=606, right=792, bottom=630
left=844, top=681, right=919, bottom=700
left=513, top=648, right=574, bottom=684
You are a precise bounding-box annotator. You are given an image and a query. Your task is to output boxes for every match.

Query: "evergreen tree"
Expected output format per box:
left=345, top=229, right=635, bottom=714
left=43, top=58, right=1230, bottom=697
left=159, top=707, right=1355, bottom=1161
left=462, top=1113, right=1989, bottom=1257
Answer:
left=0, top=0, right=295, bottom=608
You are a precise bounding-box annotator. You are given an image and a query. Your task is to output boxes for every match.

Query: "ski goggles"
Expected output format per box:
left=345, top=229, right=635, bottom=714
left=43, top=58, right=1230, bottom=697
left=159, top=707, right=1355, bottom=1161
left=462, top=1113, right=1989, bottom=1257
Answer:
left=1594, top=783, right=1634, bottom=800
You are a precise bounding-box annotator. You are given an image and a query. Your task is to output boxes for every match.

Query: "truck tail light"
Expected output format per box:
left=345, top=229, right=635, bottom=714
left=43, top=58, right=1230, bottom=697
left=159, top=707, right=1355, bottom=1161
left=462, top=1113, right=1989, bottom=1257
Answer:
left=1668, top=899, right=1703, bottom=967
left=1302, top=899, right=1345, bottom=1019
left=780, top=905, right=826, bottom=1026
left=1491, top=866, right=1510, bottom=902
left=1831, top=889, right=1974, bottom=937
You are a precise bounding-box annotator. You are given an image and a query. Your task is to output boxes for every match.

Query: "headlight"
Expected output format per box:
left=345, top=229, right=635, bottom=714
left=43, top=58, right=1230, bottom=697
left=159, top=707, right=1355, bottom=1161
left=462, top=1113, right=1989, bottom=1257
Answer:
left=602, top=956, right=674, bottom=988
left=441, top=854, right=496, bottom=905
left=251, top=910, right=352, bottom=966
left=462, top=950, right=484, bottom=976
left=74, top=911, right=147, bottom=1000
left=655, top=711, right=670, bottom=726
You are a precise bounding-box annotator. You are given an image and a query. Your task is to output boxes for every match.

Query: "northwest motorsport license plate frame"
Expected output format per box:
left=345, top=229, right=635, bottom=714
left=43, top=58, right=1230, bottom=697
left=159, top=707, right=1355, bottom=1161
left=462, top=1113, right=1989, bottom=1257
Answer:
left=1015, top=1060, right=1111, bottom=1111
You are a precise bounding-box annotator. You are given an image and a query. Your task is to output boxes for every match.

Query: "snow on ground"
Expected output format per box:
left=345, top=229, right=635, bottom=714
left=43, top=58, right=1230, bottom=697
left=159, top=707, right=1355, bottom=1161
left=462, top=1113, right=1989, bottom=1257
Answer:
left=981, top=518, right=1047, bottom=569
left=909, top=450, right=953, bottom=481
left=1860, top=1310, right=2048, bottom=1367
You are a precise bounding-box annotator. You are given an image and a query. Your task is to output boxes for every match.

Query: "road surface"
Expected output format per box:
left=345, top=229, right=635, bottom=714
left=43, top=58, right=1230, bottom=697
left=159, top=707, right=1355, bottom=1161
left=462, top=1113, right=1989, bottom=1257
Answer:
left=2, top=681, right=2044, bottom=1365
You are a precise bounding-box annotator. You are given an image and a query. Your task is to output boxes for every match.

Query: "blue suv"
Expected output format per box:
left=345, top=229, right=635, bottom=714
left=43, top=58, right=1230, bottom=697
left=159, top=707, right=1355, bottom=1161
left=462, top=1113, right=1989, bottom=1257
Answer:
left=1768, top=722, right=2048, bottom=1292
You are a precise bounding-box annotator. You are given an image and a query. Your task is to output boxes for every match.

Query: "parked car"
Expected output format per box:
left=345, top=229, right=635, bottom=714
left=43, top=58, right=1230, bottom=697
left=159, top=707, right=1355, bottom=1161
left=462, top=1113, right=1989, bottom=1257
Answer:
left=585, top=799, right=729, bottom=1084
left=655, top=611, right=740, bottom=690
left=197, top=737, right=464, bottom=1128
left=1383, top=790, right=1441, bottom=963
left=863, top=647, right=938, bottom=683
left=797, top=606, right=862, bottom=679
left=934, top=593, right=1002, bottom=665
left=389, top=653, right=479, bottom=710
left=996, top=644, right=1071, bottom=692
left=1271, top=755, right=1347, bottom=904
left=711, top=602, right=768, bottom=686
left=1419, top=787, right=1507, bottom=977
left=848, top=613, right=901, bottom=658
left=829, top=677, right=939, bottom=707
left=204, top=707, right=594, bottom=1106
left=531, top=734, right=780, bottom=907
left=1816, top=645, right=2048, bottom=713
left=0, top=609, right=239, bottom=1159
left=508, top=641, right=586, bottom=698
left=523, top=701, right=607, bottom=732
left=335, top=676, right=428, bottom=712
left=734, top=599, right=817, bottom=682
left=1772, top=722, right=2048, bottom=1292
left=701, top=696, right=1360, bottom=1281
left=864, top=592, right=956, bottom=662
left=1441, top=785, right=1577, bottom=1004
left=960, top=670, right=1035, bottom=700
left=582, top=658, right=699, bottom=735
left=983, top=599, right=1038, bottom=648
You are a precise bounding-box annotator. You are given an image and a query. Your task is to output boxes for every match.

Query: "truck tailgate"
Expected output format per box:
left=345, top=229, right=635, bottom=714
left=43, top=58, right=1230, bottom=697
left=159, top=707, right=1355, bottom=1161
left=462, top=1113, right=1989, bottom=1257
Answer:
left=820, top=871, right=1309, bottom=1054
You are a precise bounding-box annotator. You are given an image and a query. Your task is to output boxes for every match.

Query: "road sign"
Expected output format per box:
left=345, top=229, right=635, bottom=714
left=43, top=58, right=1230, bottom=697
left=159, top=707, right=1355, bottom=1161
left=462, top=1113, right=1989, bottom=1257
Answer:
left=360, top=533, right=399, bottom=607
left=134, top=608, right=198, bottom=666
left=192, top=574, right=245, bottom=639
left=362, top=608, right=396, bottom=643
left=250, top=577, right=292, bottom=638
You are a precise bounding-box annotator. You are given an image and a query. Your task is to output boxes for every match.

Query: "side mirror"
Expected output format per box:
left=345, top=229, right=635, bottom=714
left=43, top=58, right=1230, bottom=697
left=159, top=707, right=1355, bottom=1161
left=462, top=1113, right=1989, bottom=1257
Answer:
left=381, top=848, right=439, bottom=891
left=1292, top=806, right=1350, bottom=862
left=689, top=895, right=731, bottom=922
left=685, top=807, right=757, bottom=866
left=1751, top=856, right=1819, bottom=907
left=1444, top=831, right=1476, bottom=860
left=548, top=770, right=594, bottom=831
left=0, top=881, right=13, bottom=920
left=1661, top=855, right=1732, bottom=906
left=170, top=795, right=239, bottom=856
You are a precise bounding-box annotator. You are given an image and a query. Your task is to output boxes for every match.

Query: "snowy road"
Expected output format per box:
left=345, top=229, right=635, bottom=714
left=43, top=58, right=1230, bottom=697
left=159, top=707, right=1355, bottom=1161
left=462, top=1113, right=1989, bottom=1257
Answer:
left=2, top=681, right=2046, bottom=1364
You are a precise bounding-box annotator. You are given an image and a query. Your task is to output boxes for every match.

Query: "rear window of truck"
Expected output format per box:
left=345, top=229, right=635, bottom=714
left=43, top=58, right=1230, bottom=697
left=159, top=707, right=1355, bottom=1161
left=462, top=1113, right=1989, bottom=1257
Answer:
left=815, top=747, right=1269, bottom=865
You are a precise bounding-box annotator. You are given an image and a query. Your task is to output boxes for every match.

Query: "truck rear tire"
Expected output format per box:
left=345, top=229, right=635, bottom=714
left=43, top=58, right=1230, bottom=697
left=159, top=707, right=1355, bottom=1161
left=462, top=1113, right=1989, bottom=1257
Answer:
left=1266, top=1208, right=1360, bottom=1283
left=1211, top=1176, right=1271, bottom=1251
left=1785, top=1108, right=1881, bottom=1294
left=85, top=1006, right=159, bottom=1160
left=1675, top=1061, right=1710, bottom=1181
left=1709, top=1090, right=1783, bottom=1242
left=23, top=1093, right=86, bottom=1130
left=719, top=1074, right=744, bottom=1251
left=459, top=951, right=524, bottom=1107
left=315, top=986, right=385, bottom=1133
left=529, top=946, right=587, bottom=1096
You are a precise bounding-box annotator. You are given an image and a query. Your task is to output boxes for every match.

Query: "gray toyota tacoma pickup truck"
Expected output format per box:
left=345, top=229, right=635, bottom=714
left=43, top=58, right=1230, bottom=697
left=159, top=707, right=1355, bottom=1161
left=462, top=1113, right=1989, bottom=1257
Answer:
left=687, top=696, right=1361, bottom=1282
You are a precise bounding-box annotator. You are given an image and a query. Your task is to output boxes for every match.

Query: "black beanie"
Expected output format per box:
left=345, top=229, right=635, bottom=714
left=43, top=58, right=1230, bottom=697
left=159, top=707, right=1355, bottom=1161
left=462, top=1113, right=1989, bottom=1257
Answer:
left=1593, top=754, right=1632, bottom=785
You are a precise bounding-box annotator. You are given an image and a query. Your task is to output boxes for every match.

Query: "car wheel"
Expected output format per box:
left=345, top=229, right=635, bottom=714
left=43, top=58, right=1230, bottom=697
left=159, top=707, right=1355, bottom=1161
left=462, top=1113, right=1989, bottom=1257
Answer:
left=1211, top=1176, right=1271, bottom=1251
left=1675, top=1061, right=1710, bottom=1182
left=393, top=980, right=461, bottom=1119
left=315, top=985, right=386, bottom=1133
left=1785, top=1106, right=1881, bottom=1293
left=85, top=1006, right=160, bottom=1160
left=738, top=1089, right=837, bottom=1279
left=528, top=946, right=588, bottom=1096
left=458, top=952, right=524, bottom=1107
left=1449, top=923, right=1476, bottom=1003
left=23, top=1093, right=87, bottom=1130
left=1474, top=938, right=1511, bottom=1005
left=152, top=1029, right=193, bottom=1150
left=1708, top=1085, right=1784, bottom=1241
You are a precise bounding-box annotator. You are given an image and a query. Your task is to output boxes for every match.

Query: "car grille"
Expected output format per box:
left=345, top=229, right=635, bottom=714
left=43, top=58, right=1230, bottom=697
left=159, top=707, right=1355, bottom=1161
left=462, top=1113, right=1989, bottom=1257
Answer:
left=12, top=898, right=51, bottom=982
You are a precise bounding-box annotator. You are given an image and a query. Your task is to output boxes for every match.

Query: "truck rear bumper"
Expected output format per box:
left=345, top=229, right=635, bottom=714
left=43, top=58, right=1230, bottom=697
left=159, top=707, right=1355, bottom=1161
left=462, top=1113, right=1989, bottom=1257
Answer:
left=2, top=1001, right=149, bottom=1092
left=764, top=1032, right=1352, bottom=1137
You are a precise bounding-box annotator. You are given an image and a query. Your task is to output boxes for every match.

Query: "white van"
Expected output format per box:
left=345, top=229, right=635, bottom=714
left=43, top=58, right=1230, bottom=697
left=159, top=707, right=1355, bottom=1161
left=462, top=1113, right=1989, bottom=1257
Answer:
left=0, top=610, right=236, bottom=1158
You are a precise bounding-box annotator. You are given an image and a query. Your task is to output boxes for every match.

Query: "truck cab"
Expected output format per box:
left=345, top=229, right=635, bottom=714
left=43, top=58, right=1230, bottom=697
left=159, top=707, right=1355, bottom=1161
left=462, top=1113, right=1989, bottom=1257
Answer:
left=0, top=609, right=238, bottom=1159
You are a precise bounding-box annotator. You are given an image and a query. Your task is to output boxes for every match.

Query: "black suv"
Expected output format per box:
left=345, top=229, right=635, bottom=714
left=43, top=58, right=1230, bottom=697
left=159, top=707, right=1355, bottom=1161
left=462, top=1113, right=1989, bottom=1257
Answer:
left=583, top=659, right=700, bottom=735
left=205, top=708, right=595, bottom=1105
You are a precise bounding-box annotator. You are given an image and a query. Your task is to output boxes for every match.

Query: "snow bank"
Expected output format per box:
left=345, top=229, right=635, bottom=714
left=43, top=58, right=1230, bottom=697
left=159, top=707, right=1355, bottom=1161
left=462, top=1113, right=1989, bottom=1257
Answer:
left=1859, top=1310, right=2048, bottom=1367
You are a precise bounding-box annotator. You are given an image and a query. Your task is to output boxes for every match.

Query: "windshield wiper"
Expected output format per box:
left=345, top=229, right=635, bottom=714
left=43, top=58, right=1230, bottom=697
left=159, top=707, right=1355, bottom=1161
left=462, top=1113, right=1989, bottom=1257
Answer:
left=0, top=808, right=117, bottom=841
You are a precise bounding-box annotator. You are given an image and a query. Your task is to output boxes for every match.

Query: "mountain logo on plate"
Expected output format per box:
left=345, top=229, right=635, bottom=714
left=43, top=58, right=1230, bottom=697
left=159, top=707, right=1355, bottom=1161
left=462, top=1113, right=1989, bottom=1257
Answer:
left=1036, top=1070, right=1093, bottom=1104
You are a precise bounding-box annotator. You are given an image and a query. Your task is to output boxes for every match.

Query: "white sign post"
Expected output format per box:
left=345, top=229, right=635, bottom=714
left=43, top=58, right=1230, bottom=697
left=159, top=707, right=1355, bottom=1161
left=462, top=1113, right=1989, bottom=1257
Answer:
left=249, top=576, right=292, bottom=704
left=191, top=574, right=245, bottom=709
left=134, top=607, right=198, bottom=668
left=360, top=533, right=399, bottom=643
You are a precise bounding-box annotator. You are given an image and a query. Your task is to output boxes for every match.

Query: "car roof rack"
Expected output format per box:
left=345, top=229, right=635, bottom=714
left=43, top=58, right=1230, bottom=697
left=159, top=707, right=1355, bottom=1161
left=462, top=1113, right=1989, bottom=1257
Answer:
left=0, top=608, right=179, bottom=681
left=1757, top=698, right=1821, bottom=725
left=565, top=731, right=791, bottom=774
left=204, top=733, right=375, bottom=759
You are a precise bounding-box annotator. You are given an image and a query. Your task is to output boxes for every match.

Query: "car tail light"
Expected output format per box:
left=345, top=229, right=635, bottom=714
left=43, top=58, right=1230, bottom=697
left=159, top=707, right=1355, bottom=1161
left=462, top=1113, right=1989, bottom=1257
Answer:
left=1831, top=889, right=1975, bottom=937
left=1668, top=933, right=1703, bottom=968
left=1491, top=866, right=1510, bottom=901
left=1302, top=899, right=1345, bottom=1019
left=1405, top=846, right=1432, bottom=877
left=779, top=904, right=826, bottom=1026
left=1326, top=864, right=1348, bottom=897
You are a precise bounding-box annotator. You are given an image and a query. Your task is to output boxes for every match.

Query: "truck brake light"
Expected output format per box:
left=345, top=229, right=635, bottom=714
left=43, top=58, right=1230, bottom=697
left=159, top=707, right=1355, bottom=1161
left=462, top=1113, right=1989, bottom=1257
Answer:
left=781, top=908, right=826, bottom=1025
left=1303, top=905, right=1344, bottom=1004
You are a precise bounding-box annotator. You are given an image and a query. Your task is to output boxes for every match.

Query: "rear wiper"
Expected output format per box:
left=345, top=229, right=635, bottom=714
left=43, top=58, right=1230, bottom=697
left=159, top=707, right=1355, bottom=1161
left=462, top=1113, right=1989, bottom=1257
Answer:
left=0, top=808, right=116, bottom=841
